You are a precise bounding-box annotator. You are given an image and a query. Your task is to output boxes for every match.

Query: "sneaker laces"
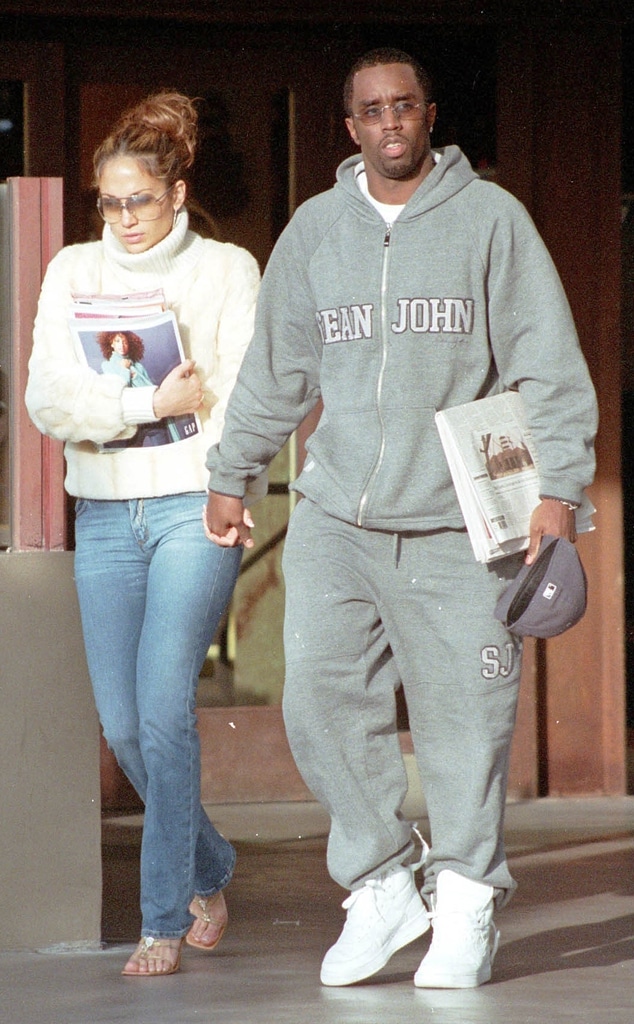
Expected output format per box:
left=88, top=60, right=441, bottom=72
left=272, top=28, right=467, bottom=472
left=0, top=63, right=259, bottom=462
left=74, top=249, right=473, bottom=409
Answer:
left=426, top=897, right=495, bottom=939
left=426, top=913, right=499, bottom=968
left=340, top=826, right=429, bottom=931
left=340, top=878, right=390, bottom=931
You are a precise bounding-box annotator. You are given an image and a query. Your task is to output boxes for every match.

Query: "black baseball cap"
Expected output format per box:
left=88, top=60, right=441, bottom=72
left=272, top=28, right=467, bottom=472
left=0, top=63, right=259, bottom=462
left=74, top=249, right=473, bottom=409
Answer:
left=494, top=535, right=587, bottom=638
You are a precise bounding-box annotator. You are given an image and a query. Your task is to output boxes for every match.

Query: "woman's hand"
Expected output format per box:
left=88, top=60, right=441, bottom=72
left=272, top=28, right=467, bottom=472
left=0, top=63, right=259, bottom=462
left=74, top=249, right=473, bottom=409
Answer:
left=152, top=359, right=203, bottom=418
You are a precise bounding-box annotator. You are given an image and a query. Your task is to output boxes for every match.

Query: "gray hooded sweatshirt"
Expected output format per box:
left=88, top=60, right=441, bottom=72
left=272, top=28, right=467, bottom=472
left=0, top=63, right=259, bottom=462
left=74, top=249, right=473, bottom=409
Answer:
left=206, top=146, right=597, bottom=532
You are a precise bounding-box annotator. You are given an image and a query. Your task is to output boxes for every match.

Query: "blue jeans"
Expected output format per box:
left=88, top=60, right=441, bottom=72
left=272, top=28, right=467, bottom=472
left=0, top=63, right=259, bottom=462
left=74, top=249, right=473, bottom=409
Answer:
left=74, top=492, right=240, bottom=938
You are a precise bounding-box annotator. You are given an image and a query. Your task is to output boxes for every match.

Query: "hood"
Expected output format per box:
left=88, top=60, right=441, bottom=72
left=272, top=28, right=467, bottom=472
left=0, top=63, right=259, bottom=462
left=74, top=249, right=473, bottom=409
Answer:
left=335, top=145, right=479, bottom=220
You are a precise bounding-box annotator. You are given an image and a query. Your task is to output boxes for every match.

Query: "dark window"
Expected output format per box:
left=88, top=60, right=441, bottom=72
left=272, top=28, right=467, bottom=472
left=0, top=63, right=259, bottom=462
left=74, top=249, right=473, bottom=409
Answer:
left=623, top=32, right=634, bottom=195
left=0, top=82, right=24, bottom=180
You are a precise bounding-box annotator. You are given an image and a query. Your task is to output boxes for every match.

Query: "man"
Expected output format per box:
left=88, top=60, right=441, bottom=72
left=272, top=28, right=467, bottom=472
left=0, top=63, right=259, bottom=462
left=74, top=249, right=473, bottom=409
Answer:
left=204, top=48, right=597, bottom=989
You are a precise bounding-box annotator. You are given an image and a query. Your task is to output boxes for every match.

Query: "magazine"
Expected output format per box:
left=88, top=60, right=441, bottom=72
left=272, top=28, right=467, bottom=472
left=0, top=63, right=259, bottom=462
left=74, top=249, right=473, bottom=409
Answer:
left=435, top=391, right=594, bottom=563
left=69, top=307, right=199, bottom=450
left=70, top=288, right=166, bottom=319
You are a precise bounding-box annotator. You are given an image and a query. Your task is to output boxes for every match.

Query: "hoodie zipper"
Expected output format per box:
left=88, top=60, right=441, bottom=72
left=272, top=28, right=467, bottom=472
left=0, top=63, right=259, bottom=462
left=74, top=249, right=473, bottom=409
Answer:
left=357, top=223, right=392, bottom=526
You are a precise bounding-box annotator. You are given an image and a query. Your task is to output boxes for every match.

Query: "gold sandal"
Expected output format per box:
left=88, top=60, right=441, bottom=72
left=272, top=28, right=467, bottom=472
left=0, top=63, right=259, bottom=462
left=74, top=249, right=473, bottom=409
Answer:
left=185, top=891, right=228, bottom=950
left=121, top=935, right=184, bottom=977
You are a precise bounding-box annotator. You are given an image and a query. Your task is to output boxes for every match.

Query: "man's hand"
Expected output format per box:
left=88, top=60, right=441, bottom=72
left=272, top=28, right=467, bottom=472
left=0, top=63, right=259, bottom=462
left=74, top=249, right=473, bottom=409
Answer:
left=203, top=492, right=255, bottom=548
left=525, top=498, right=577, bottom=564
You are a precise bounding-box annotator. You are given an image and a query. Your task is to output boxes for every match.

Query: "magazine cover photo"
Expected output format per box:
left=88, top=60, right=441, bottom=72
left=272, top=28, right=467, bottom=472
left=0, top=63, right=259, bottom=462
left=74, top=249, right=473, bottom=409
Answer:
left=70, top=310, right=199, bottom=449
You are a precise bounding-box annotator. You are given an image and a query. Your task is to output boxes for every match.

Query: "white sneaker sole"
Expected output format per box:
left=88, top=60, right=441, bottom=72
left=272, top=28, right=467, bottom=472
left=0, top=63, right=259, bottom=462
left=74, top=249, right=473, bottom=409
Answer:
left=320, top=907, right=430, bottom=987
left=413, top=926, right=500, bottom=989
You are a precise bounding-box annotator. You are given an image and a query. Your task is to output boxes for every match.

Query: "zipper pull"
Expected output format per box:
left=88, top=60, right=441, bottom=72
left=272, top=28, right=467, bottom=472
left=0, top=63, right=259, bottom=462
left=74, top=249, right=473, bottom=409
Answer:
left=384, top=224, right=392, bottom=246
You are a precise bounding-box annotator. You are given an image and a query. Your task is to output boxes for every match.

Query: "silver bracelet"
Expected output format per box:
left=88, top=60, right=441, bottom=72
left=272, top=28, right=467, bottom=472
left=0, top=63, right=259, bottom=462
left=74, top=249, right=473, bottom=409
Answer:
left=543, top=497, right=579, bottom=511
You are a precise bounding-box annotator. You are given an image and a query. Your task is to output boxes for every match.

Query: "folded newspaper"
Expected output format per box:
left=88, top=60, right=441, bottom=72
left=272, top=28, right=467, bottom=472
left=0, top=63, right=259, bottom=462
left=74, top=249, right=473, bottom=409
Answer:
left=435, top=391, right=594, bottom=563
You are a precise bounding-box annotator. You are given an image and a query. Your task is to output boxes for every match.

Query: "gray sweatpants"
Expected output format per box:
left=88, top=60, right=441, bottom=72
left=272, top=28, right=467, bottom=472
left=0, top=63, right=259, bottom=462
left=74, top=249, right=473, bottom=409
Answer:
left=281, top=498, right=523, bottom=906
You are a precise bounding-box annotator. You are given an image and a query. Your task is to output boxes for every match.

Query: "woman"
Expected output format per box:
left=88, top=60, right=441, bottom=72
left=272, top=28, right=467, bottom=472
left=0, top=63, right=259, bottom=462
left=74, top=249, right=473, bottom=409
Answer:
left=98, top=330, right=154, bottom=387
left=26, top=92, right=262, bottom=977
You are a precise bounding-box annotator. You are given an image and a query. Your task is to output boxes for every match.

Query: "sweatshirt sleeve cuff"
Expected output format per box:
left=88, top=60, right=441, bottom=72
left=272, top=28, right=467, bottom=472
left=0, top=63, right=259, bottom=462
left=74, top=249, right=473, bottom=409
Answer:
left=121, top=386, right=160, bottom=425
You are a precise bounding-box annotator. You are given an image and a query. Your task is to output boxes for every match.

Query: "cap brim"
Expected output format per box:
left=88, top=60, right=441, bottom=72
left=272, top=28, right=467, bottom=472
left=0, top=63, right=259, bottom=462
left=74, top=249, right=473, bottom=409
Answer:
left=494, top=535, right=587, bottom=638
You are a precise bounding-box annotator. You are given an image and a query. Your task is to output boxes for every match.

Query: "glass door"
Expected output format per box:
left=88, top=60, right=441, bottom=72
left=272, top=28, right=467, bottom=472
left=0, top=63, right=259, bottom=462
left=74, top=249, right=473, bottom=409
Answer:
left=0, top=183, right=10, bottom=547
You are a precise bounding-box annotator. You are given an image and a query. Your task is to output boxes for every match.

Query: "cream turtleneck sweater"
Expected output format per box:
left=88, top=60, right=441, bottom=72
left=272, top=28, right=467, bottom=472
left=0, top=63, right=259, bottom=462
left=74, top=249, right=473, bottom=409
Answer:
left=26, top=212, right=263, bottom=500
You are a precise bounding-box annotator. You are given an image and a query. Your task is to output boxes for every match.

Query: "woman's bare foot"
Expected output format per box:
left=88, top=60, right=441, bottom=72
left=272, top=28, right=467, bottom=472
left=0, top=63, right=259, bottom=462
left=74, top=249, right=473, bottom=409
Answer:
left=185, top=891, right=228, bottom=950
left=121, top=936, right=184, bottom=976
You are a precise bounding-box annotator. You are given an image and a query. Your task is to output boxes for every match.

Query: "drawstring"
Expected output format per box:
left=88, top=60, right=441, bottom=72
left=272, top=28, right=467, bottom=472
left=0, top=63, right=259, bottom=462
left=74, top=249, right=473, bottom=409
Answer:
left=410, top=823, right=429, bottom=872
left=393, top=532, right=401, bottom=568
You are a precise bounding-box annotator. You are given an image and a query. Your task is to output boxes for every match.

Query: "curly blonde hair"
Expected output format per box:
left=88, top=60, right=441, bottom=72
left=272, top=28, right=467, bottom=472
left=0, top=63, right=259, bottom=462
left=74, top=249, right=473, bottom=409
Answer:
left=93, top=91, right=198, bottom=187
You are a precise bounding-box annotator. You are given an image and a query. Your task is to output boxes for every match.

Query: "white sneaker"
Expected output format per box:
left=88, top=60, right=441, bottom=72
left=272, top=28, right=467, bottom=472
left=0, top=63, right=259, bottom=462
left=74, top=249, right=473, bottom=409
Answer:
left=414, top=869, right=499, bottom=989
left=320, top=862, right=430, bottom=987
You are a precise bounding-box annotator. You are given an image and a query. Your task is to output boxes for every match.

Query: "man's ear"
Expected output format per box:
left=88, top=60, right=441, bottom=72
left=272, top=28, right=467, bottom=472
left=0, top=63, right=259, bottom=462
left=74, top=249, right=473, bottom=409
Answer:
left=426, top=102, right=438, bottom=135
left=345, top=116, right=360, bottom=147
